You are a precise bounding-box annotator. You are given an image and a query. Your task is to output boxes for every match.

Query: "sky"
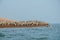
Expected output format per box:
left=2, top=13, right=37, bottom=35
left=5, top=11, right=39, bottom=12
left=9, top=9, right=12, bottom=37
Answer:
left=0, top=0, right=60, bottom=23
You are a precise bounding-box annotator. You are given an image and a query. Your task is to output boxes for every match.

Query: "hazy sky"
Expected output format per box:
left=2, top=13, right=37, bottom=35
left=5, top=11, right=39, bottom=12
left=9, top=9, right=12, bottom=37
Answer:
left=0, top=0, right=60, bottom=23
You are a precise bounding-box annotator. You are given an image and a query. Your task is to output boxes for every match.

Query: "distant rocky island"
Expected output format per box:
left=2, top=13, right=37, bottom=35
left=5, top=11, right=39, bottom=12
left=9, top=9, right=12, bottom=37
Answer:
left=0, top=18, right=48, bottom=28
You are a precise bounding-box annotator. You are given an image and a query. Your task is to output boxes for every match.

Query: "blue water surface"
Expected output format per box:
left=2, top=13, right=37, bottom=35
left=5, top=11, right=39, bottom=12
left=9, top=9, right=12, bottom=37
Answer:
left=0, top=24, right=60, bottom=40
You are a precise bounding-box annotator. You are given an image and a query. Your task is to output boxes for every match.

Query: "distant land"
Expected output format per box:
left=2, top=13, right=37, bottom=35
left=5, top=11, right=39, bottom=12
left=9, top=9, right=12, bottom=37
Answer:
left=0, top=18, right=48, bottom=28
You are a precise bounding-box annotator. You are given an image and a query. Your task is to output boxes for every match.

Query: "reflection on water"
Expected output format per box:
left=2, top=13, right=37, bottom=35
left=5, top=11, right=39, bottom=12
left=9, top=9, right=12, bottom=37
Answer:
left=0, top=24, right=60, bottom=40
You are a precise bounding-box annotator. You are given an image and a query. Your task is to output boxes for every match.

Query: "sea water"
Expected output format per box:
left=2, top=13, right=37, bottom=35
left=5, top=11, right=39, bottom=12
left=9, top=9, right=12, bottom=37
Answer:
left=0, top=24, right=60, bottom=40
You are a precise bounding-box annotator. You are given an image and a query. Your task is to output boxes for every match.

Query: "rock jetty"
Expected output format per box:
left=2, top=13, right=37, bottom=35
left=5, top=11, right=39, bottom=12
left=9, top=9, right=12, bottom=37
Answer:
left=0, top=18, right=48, bottom=28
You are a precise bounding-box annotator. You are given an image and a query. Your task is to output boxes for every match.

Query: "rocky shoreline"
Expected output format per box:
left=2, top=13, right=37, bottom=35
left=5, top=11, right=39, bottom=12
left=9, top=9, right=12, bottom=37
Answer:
left=0, top=18, right=48, bottom=28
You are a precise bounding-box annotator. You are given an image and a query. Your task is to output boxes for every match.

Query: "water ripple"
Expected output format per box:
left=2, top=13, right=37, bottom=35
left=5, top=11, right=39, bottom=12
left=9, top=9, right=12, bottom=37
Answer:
left=0, top=33, right=5, bottom=37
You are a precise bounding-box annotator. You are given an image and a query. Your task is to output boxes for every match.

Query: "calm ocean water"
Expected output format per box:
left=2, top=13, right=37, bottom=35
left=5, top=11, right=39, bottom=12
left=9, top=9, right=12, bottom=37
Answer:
left=0, top=24, right=60, bottom=40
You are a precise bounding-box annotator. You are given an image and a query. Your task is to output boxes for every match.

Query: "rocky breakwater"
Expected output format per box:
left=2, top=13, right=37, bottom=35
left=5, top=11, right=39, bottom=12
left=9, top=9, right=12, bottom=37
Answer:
left=0, top=18, right=48, bottom=28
